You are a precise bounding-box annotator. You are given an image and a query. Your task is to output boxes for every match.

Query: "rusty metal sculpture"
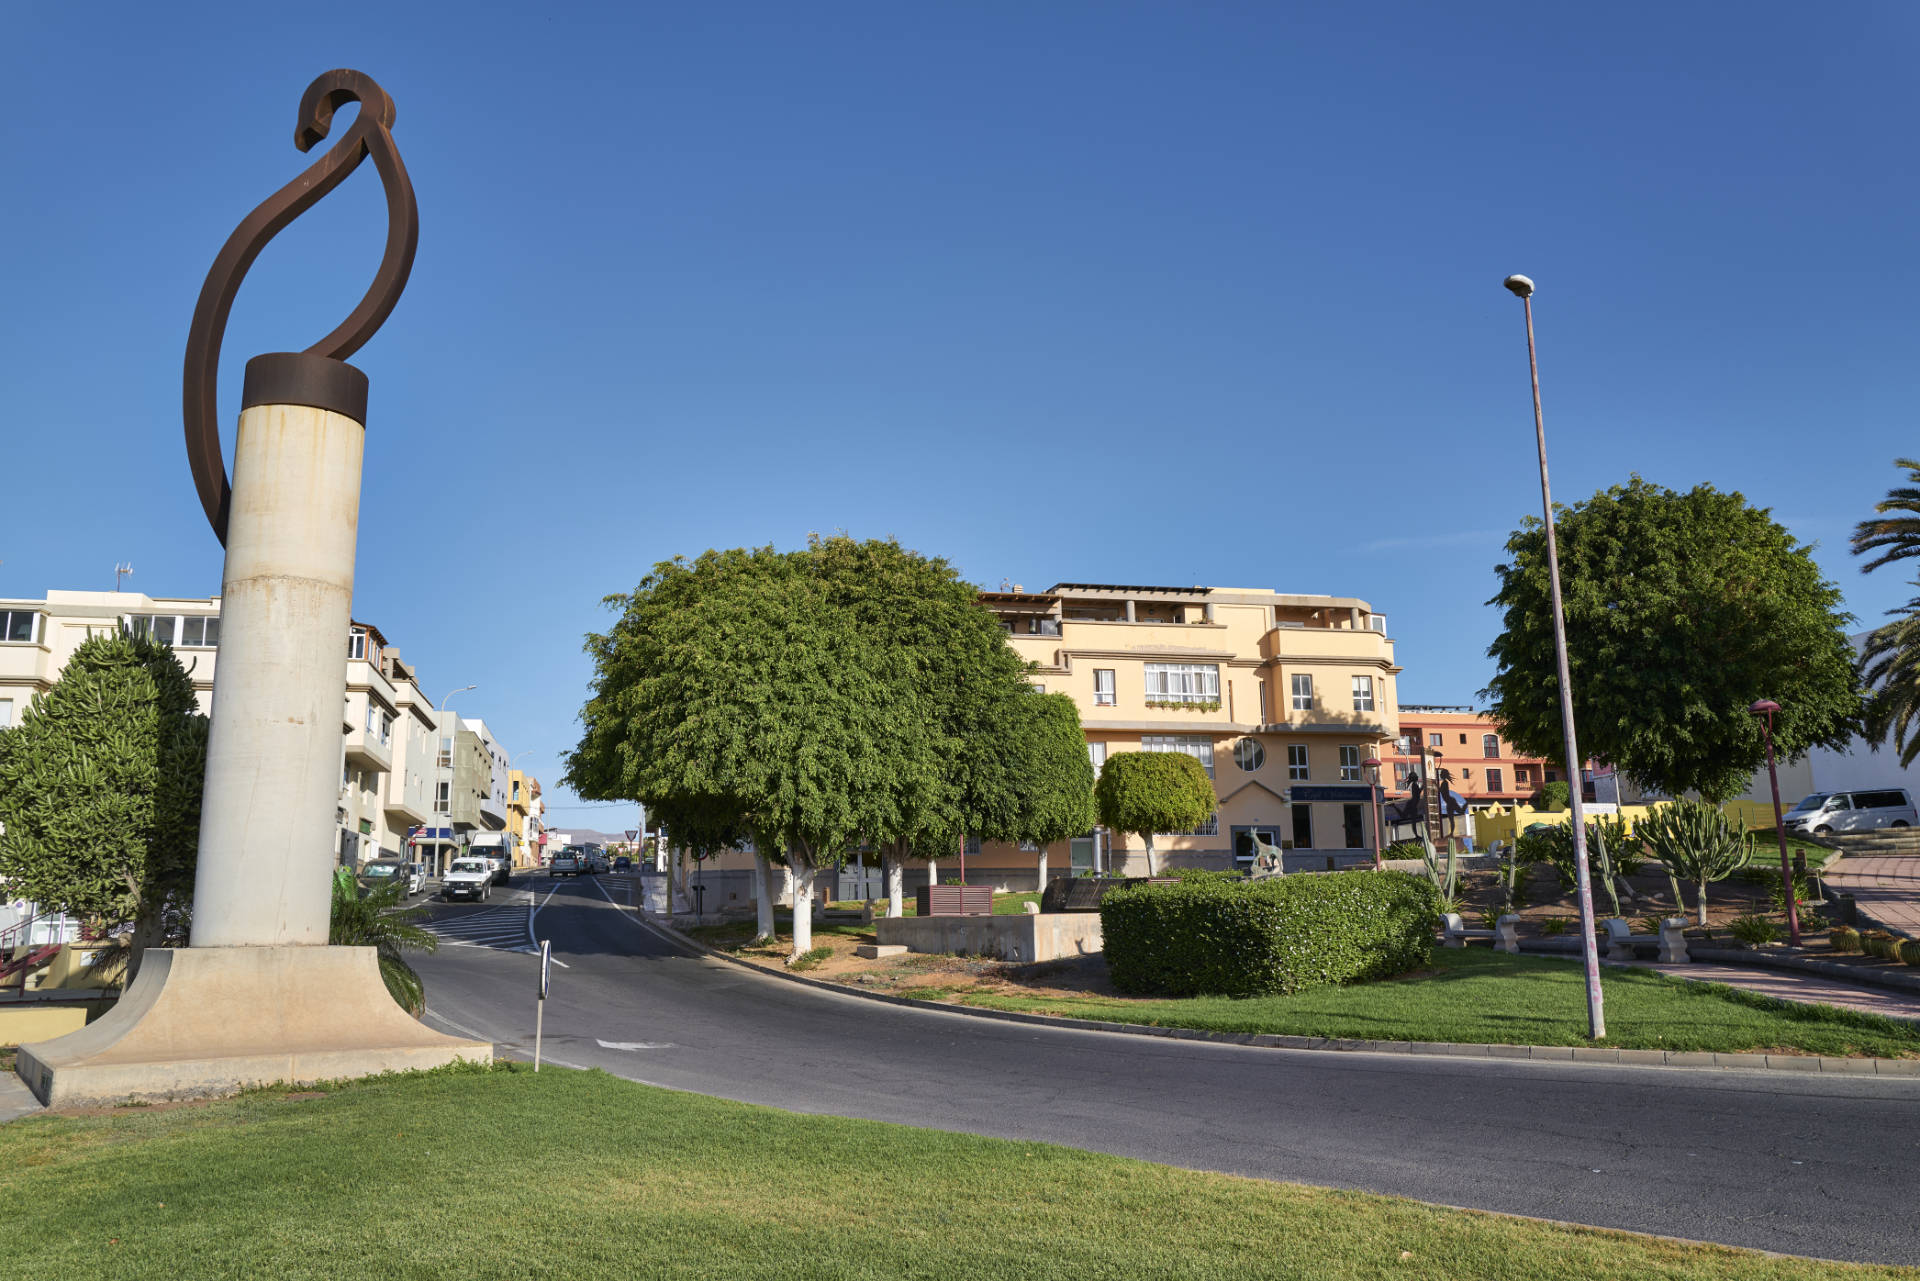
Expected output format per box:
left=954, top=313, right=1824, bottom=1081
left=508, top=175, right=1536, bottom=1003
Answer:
left=182, top=69, right=418, bottom=544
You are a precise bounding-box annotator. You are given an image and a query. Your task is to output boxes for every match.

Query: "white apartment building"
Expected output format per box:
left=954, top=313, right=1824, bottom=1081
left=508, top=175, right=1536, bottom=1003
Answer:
left=0, top=590, right=473, bottom=873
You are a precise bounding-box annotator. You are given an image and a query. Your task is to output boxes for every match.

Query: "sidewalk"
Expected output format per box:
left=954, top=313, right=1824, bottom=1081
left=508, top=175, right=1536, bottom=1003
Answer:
left=1631, top=959, right=1920, bottom=1023
left=1824, top=843, right=1920, bottom=934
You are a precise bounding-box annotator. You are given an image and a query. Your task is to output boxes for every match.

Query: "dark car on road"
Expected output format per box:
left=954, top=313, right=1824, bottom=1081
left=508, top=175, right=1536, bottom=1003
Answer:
left=613, top=855, right=632, bottom=872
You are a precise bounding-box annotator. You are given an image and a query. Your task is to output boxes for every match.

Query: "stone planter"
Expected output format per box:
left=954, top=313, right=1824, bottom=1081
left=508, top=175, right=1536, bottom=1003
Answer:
left=917, top=885, right=994, bottom=917
left=1039, top=877, right=1179, bottom=913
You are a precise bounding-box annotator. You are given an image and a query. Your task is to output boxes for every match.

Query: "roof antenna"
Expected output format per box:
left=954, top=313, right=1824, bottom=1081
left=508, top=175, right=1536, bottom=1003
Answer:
left=115, top=562, right=135, bottom=592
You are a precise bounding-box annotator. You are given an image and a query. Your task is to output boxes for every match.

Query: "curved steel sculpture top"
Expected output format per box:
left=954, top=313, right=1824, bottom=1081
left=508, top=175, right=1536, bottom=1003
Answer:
left=183, top=69, right=418, bottom=544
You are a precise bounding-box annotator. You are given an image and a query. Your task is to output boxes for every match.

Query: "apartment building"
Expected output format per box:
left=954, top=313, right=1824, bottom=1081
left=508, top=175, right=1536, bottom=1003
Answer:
left=506, top=770, right=545, bottom=868
left=1389, top=706, right=1602, bottom=811
left=0, top=590, right=524, bottom=878
left=980, top=582, right=1401, bottom=882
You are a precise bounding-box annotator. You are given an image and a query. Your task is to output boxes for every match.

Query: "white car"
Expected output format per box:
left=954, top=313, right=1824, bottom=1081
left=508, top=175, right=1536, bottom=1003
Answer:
left=442, top=858, right=495, bottom=903
left=1783, top=788, right=1919, bottom=836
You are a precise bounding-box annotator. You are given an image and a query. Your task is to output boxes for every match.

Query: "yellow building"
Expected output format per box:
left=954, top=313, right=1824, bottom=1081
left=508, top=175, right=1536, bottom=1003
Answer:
left=975, top=583, right=1401, bottom=884
left=506, top=770, right=542, bottom=868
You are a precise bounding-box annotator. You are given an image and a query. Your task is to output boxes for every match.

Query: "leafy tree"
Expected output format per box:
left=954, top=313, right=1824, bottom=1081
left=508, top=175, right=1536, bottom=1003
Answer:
left=1484, top=478, right=1860, bottom=803
left=1537, top=780, right=1570, bottom=812
left=329, top=867, right=438, bottom=1014
left=567, top=546, right=929, bottom=959
left=1094, top=751, right=1216, bottom=876
left=1001, top=692, right=1097, bottom=853
left=0, top=633, right=207, bottom=972
left=1852, top=460, right=1920, bottom=765
left=1635, top=800, right=1753, bottom=926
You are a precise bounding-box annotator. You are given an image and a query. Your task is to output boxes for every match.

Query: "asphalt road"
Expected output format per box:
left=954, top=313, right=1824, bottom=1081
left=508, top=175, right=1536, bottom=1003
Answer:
left=412, top=874, right=1920, bottom=1266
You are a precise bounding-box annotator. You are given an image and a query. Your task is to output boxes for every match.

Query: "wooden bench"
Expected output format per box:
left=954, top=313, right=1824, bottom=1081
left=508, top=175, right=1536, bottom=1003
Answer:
left=1441, top=913, right=1520, bottom=953
left=1603, top=917, right=1688, bottom=963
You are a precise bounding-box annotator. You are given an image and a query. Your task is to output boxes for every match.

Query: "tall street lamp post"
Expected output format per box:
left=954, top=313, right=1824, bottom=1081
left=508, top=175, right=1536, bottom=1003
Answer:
left=1749, top=699, right=1802, bottom=946
left=1364, top=756, right=1384, bottom=869
left=1504, top=274, right=1606, bottom=1041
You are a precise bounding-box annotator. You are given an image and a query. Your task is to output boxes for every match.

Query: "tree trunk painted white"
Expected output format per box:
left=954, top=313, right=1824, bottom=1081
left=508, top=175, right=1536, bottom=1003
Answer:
left=1143, top=834, right=1156, bottom=878
left=789, top=861, right=815, bottom=958
left=1036, top=848, right=1048, bottom=895
left=752, top=852, right=776, bottom=942
left=884, top=852, right=904, bottom=918
left=926, top=858, right=937, bottom=890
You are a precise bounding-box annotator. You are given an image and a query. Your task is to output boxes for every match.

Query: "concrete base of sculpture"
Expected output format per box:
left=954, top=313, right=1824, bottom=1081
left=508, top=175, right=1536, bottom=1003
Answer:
left=13, top=946, right=491, bottom=1107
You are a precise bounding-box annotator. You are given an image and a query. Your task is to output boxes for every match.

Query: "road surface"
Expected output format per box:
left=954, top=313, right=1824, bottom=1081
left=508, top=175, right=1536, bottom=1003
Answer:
left=412, top=874, right=1920, bottom=1265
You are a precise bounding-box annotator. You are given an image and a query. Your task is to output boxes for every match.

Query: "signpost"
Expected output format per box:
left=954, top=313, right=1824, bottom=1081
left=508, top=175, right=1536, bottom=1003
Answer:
left=534, top=938, right=551, bottom=1072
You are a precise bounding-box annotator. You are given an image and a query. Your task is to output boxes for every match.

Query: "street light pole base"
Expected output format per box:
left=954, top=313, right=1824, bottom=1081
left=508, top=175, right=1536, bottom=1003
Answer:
left=14, top=946, right=491, bottom=1108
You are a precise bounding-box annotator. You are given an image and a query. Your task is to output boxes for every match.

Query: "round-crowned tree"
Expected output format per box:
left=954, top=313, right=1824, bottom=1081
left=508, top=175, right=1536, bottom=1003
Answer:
left=1485, top=478, right=1860, bottom=803
left=1094, top=751, right=1217, bottom=876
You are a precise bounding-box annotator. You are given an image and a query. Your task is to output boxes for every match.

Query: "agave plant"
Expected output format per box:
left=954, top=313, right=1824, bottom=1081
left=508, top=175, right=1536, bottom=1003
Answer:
left=329, top=867, right=439, bottom=1015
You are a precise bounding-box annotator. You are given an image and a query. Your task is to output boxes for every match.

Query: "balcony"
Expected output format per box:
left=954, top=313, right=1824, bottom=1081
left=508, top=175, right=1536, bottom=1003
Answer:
left=1263, top=625, right=1394, bottom=663
left=344, top=719, right=393, bottom=773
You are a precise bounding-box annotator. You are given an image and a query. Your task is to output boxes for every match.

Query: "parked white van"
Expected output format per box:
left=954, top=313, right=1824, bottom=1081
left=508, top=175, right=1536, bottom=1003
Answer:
left=1782, top=788, right=1919, bottom=836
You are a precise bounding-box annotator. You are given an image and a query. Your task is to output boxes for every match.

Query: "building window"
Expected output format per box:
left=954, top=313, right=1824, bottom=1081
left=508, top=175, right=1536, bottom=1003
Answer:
left=1460, top=734, right=1468, bottom=745
left=1233, top=738, right=1265, bottom=772
left=1088, top=741, right=1107, bottom=775
left=0, top=610, right=37, bottom=644
left=435, top=781, right=451, bottom=814
left=348, top=627, right=368, bottom=660
left=1032, top=683, right=1046, bottom=695
left=1026, top=617, right=1061, bottom=636
left=1394, top=762, right=1413, bottom=787
left=380, top=712, right=393, bottom=746
left=1339, top=745, right=1361, bottom=781
left=1288, top=744, right=1309, bottom=780
left=1344, top=804, right=1366, bottom=849
left=965, top=835, right=982, bottom=855
left=1516, top=767, right=1531, bottom=785
left=123, top=613, right=220, bottom=648
left=1290, top=674, right=1314, bottom=711
left=1487, top=768, right=1504, bottom=793
left=1143, top=735, right=1215, bottom=778
left=1143, top=662, right=1220, bottom=705
left=366, top=704, right=377, bottom=734
left=1257, top=680, right=1269, bottom=722
left=438, top=738, right=454, bottom=770
left=1482, top=733, right=1500, bottom=759
left=1351, top=676, right=1374, bottom=712
left=1094, top=669, right=1116, bottom=706
left=0, top=698, right=12, bottom=729
left=1180, top=812, right=1219, bottom=837
left=1290, top=804, right=1313, bottom=850
left=1394, top=734, right=1412, bottom=755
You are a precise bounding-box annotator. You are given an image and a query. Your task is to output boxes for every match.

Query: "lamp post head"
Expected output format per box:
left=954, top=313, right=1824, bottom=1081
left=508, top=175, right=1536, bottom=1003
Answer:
left=1503, top=274, right=1535, bottom=299
left=1363, top=757, right=1381, bottom=769
left=1749, top=699, right=1781, bottom=716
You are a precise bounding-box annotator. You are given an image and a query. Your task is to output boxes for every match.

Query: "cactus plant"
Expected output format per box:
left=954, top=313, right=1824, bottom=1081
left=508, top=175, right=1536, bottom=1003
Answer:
left=1636, top=800, right=1754, bottom=927
left=1899, top=940, right=1920, bottom=968
left=1829, top=925, right=1862, bottom=954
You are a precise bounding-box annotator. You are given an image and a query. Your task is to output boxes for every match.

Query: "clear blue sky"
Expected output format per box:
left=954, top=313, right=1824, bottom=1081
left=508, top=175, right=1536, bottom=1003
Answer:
left=6, top=2, right=1919, bottom=826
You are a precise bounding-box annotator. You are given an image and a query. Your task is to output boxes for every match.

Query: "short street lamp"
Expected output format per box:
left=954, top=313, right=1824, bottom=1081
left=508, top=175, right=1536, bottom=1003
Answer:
left=1363, top=756, right=1384, bottom=869
left=1749, top=699, right=1802, bottom=946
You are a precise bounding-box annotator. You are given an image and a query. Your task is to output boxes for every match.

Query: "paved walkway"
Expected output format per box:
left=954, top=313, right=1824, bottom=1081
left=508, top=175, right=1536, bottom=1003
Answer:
left=1632, top=959, right=1920, bottom=1022
left=0, top=1069, right=44, bottom=1124
left=1824, top=843, right=1920, bottom=933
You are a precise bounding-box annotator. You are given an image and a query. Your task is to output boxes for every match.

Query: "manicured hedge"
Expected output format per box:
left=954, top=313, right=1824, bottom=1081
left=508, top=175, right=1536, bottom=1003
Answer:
left=1100, top=870, right=1439, bottom=998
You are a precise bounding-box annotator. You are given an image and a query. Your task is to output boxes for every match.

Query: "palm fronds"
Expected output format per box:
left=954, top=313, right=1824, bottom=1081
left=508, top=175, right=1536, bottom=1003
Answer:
left=1851, top=458, right=1920, bottom=572
left=328, top=868, right=438, bottom=1016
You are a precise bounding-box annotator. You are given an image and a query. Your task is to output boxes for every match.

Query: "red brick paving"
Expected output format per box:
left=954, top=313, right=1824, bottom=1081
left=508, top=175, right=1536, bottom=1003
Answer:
left=1824, top=846, right=1920, bottom=934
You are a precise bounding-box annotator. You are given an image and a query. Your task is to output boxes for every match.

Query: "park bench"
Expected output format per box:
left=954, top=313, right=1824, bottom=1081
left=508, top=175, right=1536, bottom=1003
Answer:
left=1441, top=913, right=1519, bottom=953
left=1603, top=917, right=1688, bottom=964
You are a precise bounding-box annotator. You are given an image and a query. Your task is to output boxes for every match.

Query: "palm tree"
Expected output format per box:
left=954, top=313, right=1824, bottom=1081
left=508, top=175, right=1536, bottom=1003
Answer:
left=329, top=867, right=438, bottom=1015
left=1852, top=458, right=1920, bottom=571
left=1853, top=460, right=1920, bottom=765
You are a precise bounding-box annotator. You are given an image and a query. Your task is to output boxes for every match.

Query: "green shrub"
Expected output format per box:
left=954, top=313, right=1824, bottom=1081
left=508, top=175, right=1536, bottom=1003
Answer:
left=1899, top=940, right=1920, bottom=967
left=1168, top=867, right=1243, bottom=884
left=1539, top=917, right=1569, bottom=936
left=1385, top=841, right=1426, bottom=862
left=1728, top=915, right=1779, bottom=947
left=1829, top=925, right=1862, bottom=954
left=1099, top=870, right=1438, bottom=998
left=1538, top=781, right=1571, bottom=811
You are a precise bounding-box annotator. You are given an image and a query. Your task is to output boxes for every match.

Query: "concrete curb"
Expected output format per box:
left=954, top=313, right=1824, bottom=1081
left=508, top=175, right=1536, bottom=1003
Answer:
left=637, top=914, right=1920, bottom=1079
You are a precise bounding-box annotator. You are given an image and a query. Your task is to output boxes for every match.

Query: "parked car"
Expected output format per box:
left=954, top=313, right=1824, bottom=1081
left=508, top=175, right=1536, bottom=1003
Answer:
left=613, top=855, right=632, bottom=872
left=402, top=862, right=427, bottom=895
left=442, top=857, right=495, bottom=902
left=549, top=853, right=583, bottom=878
left=357, top=859, right=418, bottom=898
left=1783, top=788, right=1919, bottom=836
left=589, top=854, right=610, bottom=874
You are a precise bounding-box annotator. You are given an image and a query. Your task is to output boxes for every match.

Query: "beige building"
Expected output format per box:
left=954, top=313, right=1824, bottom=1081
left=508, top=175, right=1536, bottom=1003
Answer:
left=979, top=582, right=1400, bottom=883
left=0, top=591, right=455, bottom=873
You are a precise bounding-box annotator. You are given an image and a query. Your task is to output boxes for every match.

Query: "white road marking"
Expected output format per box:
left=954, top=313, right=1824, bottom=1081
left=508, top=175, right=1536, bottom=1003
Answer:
left=595, top=1040, right=677, bottom=1051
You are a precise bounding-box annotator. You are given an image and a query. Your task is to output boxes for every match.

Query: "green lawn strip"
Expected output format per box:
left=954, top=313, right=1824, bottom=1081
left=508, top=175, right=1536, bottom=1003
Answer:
left=947, top=950, right=1920, bottom=1057
left=2, top=1063, right=1908, bottom=1281
left=826, top=891, right=1043, bottom=916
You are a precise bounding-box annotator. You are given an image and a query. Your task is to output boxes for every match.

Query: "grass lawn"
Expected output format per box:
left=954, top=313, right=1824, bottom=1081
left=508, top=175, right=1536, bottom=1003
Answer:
left=3, top=1063, right=1911, bottom=1280
left=927, top=950, right=1920, bottom=1057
